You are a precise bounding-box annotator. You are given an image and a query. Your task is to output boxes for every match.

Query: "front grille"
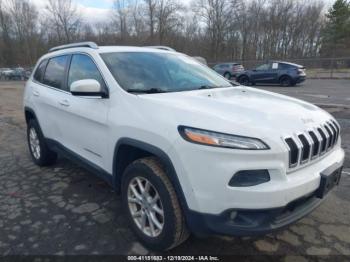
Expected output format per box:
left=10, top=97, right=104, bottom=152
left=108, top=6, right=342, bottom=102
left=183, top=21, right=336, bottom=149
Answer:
left=284, top=120, right=340, bottom=168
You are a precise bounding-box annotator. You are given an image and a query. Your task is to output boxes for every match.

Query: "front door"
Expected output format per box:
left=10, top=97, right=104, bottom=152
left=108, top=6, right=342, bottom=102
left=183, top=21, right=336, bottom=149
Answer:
left=58, top=54, right=110, bottom=168
left=251, top=63, right=274, bottom=83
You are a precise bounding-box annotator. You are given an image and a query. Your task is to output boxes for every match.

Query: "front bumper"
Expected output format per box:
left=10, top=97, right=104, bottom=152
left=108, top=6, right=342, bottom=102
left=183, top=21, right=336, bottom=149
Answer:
left=186, top=163, right=342, bottom=236
left=170, top=136, right=345, bottom=214
left=187, top=191, right=321, bottom=236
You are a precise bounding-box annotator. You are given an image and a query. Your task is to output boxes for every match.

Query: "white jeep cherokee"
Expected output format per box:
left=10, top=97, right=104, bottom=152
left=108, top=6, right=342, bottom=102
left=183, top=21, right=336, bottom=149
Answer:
left=24, top=42, right=345, bottom=250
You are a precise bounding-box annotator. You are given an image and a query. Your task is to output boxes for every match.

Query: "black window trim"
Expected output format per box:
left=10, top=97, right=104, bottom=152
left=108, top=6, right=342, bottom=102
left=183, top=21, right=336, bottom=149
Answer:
left=66, top=52, right=109, bottom=98
left=36, top=54, right=71, bottom=93
left=32, top=52, right=109, bottom=98
left=33, top=59, right=49, bottom=83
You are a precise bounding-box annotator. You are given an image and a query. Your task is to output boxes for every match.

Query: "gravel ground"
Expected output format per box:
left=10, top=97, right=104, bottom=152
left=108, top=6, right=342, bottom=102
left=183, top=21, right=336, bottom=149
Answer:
left=0, top=80, right=349, bottom=259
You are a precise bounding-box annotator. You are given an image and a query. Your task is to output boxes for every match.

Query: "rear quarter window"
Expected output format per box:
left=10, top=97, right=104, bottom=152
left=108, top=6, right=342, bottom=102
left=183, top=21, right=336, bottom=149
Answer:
left=33, top=60, right=48, bottom=83
left=43, top=56, right=69, bottom=90
left=278, top=63, right=294, bottom=70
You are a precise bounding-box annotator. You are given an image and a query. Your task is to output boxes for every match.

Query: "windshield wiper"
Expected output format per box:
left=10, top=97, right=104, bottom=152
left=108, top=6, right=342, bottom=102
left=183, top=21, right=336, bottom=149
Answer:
left=126, top=88, right=167, bottom=94
left=197, top=85, right=218, bottom=90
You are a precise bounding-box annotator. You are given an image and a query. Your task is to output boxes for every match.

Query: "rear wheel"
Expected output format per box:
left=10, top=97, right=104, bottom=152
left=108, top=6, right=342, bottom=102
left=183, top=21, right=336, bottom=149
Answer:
left=280, top=76, right=293, bottom=87
left=122, top=157, right=189, bottom=250
left=238, top=75, right=250, bottom=86
left=27, top=119, right=57, bottom=166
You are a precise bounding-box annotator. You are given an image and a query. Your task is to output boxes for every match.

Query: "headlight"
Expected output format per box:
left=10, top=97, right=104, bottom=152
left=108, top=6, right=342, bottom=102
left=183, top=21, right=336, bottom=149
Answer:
left=178, top=126, right=269, bottom=150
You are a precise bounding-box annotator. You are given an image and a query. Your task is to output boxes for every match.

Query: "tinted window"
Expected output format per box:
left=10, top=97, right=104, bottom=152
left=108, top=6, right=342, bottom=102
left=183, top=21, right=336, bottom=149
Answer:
left=43, top=56, right=69, bottom=90
left=255, top=63, right=270, bottom=71
left=279, top=63, right=294, bottom=69
left=68, top=54, right=106, bottom=89
left=101, top=52, right=230, bottom=93
left=34, top=60, right=47, bottom=82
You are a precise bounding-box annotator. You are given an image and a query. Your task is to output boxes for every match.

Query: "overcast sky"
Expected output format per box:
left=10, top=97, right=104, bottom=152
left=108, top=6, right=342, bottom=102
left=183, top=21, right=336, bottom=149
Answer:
left=32, top=0, right=335, bottom=24
left=33, top=0, right=114, bottom=23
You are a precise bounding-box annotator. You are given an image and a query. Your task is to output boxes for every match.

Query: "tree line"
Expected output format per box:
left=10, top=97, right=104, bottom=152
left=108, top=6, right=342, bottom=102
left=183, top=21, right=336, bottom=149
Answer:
left=0, top=0, right=349, bottom=67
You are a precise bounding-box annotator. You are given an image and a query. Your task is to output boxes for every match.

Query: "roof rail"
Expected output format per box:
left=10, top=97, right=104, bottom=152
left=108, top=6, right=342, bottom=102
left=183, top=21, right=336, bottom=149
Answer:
left=49, top=42, right=99, bottom=52
left=144, top=46, right=176, bottom=52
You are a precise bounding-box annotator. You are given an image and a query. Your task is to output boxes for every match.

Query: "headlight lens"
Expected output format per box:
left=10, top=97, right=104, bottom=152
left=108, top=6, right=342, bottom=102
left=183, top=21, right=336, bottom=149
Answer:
left=178, top=126, right=269, bottom=150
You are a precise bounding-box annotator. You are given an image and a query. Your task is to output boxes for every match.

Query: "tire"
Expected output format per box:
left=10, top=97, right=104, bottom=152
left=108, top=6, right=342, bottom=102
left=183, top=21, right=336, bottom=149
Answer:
left=27, top=119, right=57, bottom=166
left=122, top=156, right=189, bottom=250
left=223, top=72, right=231, bottom=79
left=280, top=76, right=292, bottom=87
left=238, top=75, right=250, bottom=86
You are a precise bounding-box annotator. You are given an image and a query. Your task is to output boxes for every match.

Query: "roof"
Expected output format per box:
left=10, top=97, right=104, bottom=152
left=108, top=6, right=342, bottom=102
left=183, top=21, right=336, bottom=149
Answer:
left=272, top=61, right=304, bottom=68
left=97, top=46, right=174, bottom=53
left=48, top=41, right=175, bottom=55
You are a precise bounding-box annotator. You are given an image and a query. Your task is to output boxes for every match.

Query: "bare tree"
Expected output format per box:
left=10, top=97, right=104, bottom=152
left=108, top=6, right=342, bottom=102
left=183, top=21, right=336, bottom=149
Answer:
left=144, top=0, right=157, bottom=41
left=112, top=0, right=130, bottom=42
left=7, top=0, right=39, bottom=65
left=0, top=0, right=13, bottom=66
left=156, top=0, right=183, bottom=44
left=195, top=0, right=232, bottom=60
left=45, top=0, right=81, bottom=43
left=0, top=0, right=331, bottom=67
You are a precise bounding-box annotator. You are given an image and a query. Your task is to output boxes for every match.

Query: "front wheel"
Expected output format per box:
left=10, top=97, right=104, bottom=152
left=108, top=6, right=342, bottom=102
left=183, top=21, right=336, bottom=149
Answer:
left=223, top=72, right=232, bottom=79
left=122, top=157, right=189, bottom=250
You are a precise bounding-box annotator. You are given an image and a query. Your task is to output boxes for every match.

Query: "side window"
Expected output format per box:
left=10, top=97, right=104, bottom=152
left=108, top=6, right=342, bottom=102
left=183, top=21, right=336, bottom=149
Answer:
left=255, top=63, right=270, bottom=71
left=279, top=63, right=292, bottom=70
left=33, top=60, right=47, bottom=83
left=43, top=56, right=69, bottom=90
left=68, top=54, right=106, bottom=90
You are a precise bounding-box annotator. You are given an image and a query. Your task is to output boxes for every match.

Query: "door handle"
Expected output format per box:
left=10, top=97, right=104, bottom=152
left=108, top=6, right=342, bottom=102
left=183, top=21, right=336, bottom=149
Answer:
left=33, top=90, right=40, bottom=97
left=59, top=99, right=70, bottom=107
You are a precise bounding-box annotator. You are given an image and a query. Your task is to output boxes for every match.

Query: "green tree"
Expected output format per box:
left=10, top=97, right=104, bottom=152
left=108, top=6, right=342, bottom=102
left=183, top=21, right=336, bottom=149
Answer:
left=321, top=0, right=350, bottom=57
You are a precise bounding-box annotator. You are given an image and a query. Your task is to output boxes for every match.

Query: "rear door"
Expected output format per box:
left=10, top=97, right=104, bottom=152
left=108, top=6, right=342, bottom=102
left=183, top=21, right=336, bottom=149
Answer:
left=31, top=55, right=70, bottom=141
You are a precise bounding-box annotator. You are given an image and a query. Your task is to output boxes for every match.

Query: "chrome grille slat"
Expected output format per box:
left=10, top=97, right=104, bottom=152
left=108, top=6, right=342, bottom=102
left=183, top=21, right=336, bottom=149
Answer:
left=317, top=127, right=327, bottom=154
left=327, top=122, right=336, bottom=148
left=331, top=120, right=340, bottom=143
left=298, top=134, right=310, bottom=164
left=308, top=131, right=319, bottom=158
left=323, top=124, right=333, bottom=150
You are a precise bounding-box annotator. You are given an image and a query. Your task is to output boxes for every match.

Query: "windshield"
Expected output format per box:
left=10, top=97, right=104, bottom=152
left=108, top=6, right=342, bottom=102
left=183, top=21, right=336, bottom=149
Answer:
left=101, top=52, right=231, bottom=93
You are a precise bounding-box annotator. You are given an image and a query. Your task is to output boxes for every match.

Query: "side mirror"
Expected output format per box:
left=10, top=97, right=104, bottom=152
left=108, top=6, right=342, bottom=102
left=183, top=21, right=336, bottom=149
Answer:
left=70, top=79, right=108, bottom=98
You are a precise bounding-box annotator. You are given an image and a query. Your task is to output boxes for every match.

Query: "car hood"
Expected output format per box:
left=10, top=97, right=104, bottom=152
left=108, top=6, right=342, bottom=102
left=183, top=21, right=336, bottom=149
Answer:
left=138, top=86, right=334, bottom=141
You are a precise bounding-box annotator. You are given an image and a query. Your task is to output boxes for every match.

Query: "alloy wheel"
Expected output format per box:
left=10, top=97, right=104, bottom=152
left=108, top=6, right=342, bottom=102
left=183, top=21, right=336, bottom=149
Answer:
left=127, top=176, right=164, bottom=237
left=29, top=127, right=41, bottom=159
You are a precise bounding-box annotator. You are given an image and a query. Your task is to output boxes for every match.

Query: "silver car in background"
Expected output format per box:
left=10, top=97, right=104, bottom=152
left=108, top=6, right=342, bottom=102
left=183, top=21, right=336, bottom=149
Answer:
left=213, top=62, right=244, bottom=79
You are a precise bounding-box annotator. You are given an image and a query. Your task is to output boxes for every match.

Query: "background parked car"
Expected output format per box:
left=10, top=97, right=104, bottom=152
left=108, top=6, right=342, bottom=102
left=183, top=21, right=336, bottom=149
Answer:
left=193, top=56, right=208, bottom=65
left=8, top=67, right=26, bottom=80
left=236, top=61, right=306, bottom=87
left=213, top=62, right=245, bottom=79
left=0, top=68, right=14, bottom=80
